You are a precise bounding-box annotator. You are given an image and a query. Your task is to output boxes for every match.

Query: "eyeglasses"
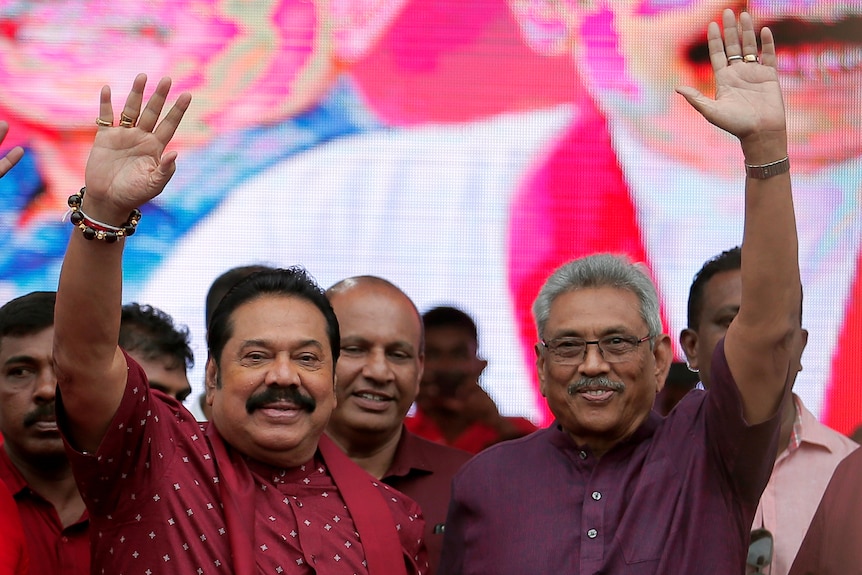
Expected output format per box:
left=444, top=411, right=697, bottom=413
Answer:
left=747, top=528, right=773, bottom=574
left=540, top=334, right=654, bottom=366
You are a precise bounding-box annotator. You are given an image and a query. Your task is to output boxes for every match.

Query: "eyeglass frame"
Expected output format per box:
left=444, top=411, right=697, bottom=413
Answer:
left=540, top=334, right=655, bottom=366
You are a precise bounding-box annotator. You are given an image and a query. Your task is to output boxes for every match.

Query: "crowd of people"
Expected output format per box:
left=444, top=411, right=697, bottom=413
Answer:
left=0, top=7, right=860, bottom=575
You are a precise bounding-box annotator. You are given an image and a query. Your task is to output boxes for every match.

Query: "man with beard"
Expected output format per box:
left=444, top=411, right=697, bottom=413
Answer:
left=0, top=292, right=89, bottom=575
left=407, top=306, right=536, bottom=454
left=52, top=75, right=426, bottom=575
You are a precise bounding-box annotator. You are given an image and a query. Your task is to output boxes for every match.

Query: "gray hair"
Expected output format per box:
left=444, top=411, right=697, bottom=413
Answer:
left=532, top=254, right=662, bottom=340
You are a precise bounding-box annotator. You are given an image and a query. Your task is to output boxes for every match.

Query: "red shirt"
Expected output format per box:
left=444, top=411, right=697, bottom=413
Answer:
left=439, top=340, right=781, bottom=574
left=383, top=429, right=472, bottom=575
left=0, top=449, right=89, bottom=575
left=0, top=479, right=28, bottom=575
left=59, top=356, right=426, bottom=575
left=405, top=412, right=537, bottom=454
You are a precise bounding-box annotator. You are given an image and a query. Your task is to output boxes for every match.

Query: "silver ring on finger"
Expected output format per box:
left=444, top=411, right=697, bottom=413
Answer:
left=727, top=55, right=744, bottom=63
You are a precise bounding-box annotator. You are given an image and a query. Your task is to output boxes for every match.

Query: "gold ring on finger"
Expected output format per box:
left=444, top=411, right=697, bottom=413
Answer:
left=95, top=118, right=113, bottom=127
left=743, top=54, right=758, bottom=63
left=119, top=113, right=137, bottom=128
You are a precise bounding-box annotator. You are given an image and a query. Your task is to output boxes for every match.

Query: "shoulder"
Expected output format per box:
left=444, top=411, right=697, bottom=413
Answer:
left=453, top=425, right=554, bottom=482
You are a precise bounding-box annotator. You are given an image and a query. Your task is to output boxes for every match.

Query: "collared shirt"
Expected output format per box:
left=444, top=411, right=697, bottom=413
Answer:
left=789, top=445, right=862, bottom=575
left=383, top=429, right=472, bottom=575
left=58, top=355, right=426, bottom=575
left=751, top=395, right=858, bottom=575
left=0, top=478, right=28, bottom=575
left=406, top=411, right=538, bottom=454
left=0, top=449, right=89, bottom=575
left=438, top=340, right=780, bottom=574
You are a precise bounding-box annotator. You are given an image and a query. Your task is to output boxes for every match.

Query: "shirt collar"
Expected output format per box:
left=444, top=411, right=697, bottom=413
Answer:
left=384, top=427, right=434, bottom=480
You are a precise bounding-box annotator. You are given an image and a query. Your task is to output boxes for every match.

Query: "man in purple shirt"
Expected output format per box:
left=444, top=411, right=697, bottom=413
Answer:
left=439, top=9, right=800, bottom=574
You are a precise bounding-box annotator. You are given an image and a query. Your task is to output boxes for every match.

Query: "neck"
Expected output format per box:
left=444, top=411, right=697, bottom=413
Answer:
left=325, top=426, right=403, bottom=479
left=5, top=446, right=84, bottom=527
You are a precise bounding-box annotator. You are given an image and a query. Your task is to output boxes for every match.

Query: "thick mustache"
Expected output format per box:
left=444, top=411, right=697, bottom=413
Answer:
left=246, top=386, right=316, bottom=414
left=23, top=403, right=56, bottom=427
left=567, top=377, right=625, bottom=396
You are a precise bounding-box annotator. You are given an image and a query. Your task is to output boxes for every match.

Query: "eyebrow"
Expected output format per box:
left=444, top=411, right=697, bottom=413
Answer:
left=2, top=354, right=40, bottom=367
left=239, top=338, right=325, bottom=351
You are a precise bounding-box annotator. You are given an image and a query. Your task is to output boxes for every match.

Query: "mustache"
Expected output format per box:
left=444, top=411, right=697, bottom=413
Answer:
left=23, top=403, right=56, bottom=427
left=567, top=376, right=625, bottom=396
left=246, top=386, right=316, bottom=414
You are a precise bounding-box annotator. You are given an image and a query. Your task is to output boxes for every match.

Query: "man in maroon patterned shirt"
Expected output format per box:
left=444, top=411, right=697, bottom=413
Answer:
left=440, top=9, right=801, bottom=574
left=53, top=75, right=426, bottom=575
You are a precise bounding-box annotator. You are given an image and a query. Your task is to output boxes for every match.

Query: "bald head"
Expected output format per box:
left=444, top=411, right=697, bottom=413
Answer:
left=326, top=276, right=425, bottom=446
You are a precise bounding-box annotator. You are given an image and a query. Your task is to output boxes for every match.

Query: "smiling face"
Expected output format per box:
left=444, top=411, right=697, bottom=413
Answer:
left=0, top=327, right=65, bottom=465
left=326, top=281, right=423, bottom=447
left=205, top=295, right=336, bottom=468
left=536, top=286, right=671, bottom=455
left=512, top=0, right=862, bottom=172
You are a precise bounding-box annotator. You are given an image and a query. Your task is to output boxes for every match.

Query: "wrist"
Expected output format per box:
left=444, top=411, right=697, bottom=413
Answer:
left=739, top=130, right=788, bottom=166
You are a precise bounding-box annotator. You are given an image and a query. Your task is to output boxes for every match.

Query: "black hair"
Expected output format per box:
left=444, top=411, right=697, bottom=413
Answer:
left=207, top=266, right=340, bottom=367
left=205, top=265, right=275, bottom=328
left=687, top=247, right=742, bottom=331
left=422, top=306, right=478, bottom=343
left=119, top=303, right=194, bottom=370
left=0, top=292, right=56, bottom=341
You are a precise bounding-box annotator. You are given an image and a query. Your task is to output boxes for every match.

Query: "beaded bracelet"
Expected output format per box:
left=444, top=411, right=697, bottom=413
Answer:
left=67, top=187, right=142, bottom=243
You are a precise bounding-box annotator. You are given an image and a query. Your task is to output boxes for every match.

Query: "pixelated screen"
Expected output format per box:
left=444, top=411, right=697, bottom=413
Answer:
left=0, top=0, right=859, bottom=432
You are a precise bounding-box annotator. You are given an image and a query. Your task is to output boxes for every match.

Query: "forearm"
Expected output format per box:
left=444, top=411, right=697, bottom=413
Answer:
left=54, top=204, right=131, bottom=451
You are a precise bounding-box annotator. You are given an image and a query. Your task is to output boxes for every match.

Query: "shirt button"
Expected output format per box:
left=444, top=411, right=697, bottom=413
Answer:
left=587, top=528, right=598, bottom=539
left=579, top=451, right=587, bottom=460
left=61, top=536, right=69, bottom=543
left=591, top=491, right=602, bottom=501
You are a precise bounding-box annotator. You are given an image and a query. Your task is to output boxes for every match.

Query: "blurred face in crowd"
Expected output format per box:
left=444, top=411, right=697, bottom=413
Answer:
left=536, top=286, right=671, bottom=453
left=680, top=268, right=807, bottom=387
left=0, top=327, right=64, bottom=465
left=129, top=351, right=192, bottom=401
left=510, top=0, right=862, bottom=172
left=206, top=295, right=336, bottom=467
left=327, top=281, right=424, bottom=443
left=418, top=325, right=487, bottom=411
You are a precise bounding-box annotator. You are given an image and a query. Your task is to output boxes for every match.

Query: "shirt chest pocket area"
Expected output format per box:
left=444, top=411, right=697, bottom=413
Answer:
left=614, top=456, right=681, bottom=564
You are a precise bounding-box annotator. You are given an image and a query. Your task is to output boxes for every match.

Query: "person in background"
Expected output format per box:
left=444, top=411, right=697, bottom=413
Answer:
left=408, top=306, right=537, bottom=453
left=52, top=74, right=426, bottom=574
left=119, top=302, right=194, bottom=402
left=0, top=292, right=89, bottom=575
left=326, top=277, right=472, bottom=574
left=654, top=362, right=700, bottom=416
left=680, top=246, right=858, bottom=575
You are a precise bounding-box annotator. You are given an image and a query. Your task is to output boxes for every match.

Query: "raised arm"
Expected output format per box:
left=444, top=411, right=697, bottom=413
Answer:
left=677, top=9, right=799, bottom=424
left=53, top=74, right=191, bottom=451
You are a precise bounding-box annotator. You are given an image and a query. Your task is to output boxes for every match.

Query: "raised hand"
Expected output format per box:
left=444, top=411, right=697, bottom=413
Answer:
left=676, top=9, right=786, bottom=160
left=0, top=121, right=24, bottom=177
left=83, top=73, right=191, bottom=223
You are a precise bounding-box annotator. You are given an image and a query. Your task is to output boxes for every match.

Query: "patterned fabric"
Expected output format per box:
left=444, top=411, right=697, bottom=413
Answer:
left=58, top=355, right=426, bottom=575
left=751, top=395, right=858, bottom=575
left=438, top=340, right=781, bottom=574
left=0, top=449, right=89, bottom=575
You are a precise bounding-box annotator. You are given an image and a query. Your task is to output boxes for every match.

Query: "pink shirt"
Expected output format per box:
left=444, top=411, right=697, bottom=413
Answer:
left=59, top=356, right=426, bottom=575
left=750, top=395, right=858, bottom=575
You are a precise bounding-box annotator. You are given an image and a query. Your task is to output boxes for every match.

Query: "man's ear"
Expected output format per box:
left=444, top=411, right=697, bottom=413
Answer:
left=205, top=356, right=218, bottom=405
left=652, top=334, right=673, bottom=395
left=535, top=343, right=549, bottom=397
left=679, top=328, right=700, bottom=373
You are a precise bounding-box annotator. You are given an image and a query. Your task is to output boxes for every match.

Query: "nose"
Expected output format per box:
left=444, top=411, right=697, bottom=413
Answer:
left=32, top=366, right=58, bottom=404
left=264, top=353, right=300, bottom=387
left=578, top=342, right=609, bottom=375
left=362, top=348, right=394, bottom=385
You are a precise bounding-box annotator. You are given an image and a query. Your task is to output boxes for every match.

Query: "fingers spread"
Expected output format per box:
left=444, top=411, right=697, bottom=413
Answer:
left=707, top=21, right=728, bottom=71
left=721, top=8, right=742, bottom=61
left=739, top=12, right=758, bottom=60
left=120, top=73, right=147, bottom=128
left=759, top=27, right=777, bottom=69
left=153, top=91, right=192, bottom=147
left=99, top=85, right=113, bottom=126
left=138, top=76, right=172, bottom=133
